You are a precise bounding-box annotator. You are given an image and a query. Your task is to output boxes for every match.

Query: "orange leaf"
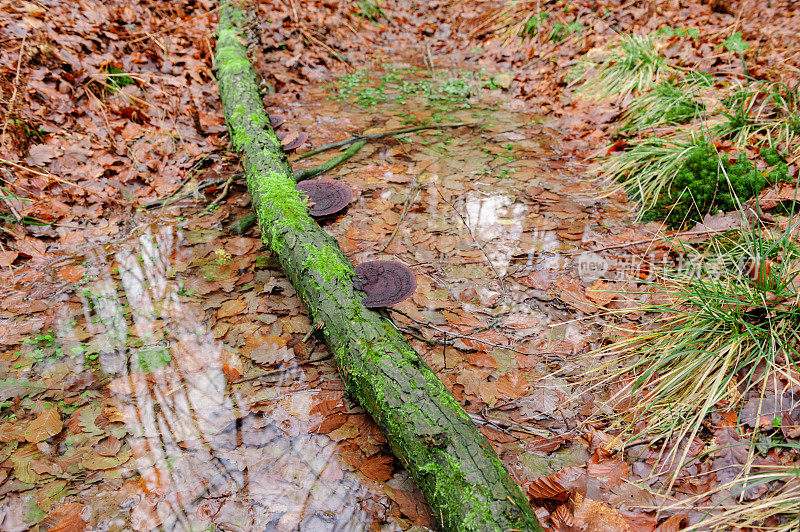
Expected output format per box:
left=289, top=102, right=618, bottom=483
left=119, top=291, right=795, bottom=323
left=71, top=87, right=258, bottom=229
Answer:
left=526, top=475, right=568, bottom=501
left=221, top=350, right=243, bottom=381
left=25, top=408, right=62, bottom=443
left=38, top=502, right=87, bottom=532
left=58, top=264, right=86, bottom=283
left=140, top=467, right=170, bottom=496
left=586, top=280, right=617, bottom=306
left=495, top=371, right=529, bottom=400
left=360, top=455, right=394, bottom=482
left=217, top=298, right=247, bottom=318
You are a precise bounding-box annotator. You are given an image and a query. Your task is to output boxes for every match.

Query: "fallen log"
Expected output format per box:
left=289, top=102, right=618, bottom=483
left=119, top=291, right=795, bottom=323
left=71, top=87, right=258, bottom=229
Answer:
left=213, top=2, right=542, bottom=530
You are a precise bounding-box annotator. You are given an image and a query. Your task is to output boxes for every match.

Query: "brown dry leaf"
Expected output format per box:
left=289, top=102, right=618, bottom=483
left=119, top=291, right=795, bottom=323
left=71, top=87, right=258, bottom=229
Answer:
left=526, top=475, right=568, bottom=501
left=57, top=264, right=86, bottom=283
left=0, top=250, right=18, bottom=267
left=226, top=236, right=258, bottom=256
left=478, top=381, right=498, bottom=406
left=81, top=449, right=131, bottom=470
left=131, top=496, right=164, bottom=531
left=550, top=504, right=575, bottom=531
left=108, top=373, right=148, bottom=395
left=221, top=350, right=244, bottom=381
left=95, top=436, right=122, bottom=457
left=25, top=408, right=62, bottom=443
left=527, top=435, right=568, bottom=454
left=16, top=235, right=47, bottom=259
left=655, top=514, right=687, bottom=532
left=360, top=455, right=394, bottom=482
left=102, top=405, right=125, bottom=423
left=553, top=276, right=598, bottom=314
left=217, top=298, right=247, bottom=318
left=501, top=313, right=541, bottom=329
left=585, top=280, right=616, bottom=307
left=281, top=314, right=311, bottom=334
left=495, top=371, right=529, bottom=400
left=587, top=453, right=628, bottom=488
left=572, top=494, right=631, bottom=531
left=686, top=212, right=742, bottom=238
left=27, top=143, right=62, bottom=166
left=140, top=467, right=170, bottom=496
left=241, top=335, right=293, bottom=364
left=459, top=330, right=509, bottom=352
left=37, top=502, right=87, bottom=532
left=464, top=351, right=497, bottom=368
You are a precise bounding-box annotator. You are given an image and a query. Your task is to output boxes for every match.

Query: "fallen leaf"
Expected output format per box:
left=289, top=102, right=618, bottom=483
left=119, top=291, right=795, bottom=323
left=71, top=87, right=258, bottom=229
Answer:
left=221, top=350, right=244, bottom=381
left=25, top=409, right=62, bottom=443
left=585, top=280, right=617, bottom=306
left=360, top=455, right=394, bottom=482
left=37, top=502, right=87, bottom=532
left=95, top=436, right=122, bottom=457
left=495, top=371, right=530, bottom=399
left=27, top=144, right=62, bottom=166
left=140, top=467, right=170, bottom=496
left=526, top=475, right=568, bottom=501
left=553, top=276, right=598, bottom=314
left=217, top=298, right=247, bottom=318
left=0, top=250, right=18, bottom=267
left=58, top=264, right=86, bottom=283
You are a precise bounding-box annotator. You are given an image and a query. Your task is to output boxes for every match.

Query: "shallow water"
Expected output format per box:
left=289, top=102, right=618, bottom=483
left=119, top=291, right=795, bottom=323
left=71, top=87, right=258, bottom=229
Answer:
left=0, top=63, right=613, bottom=531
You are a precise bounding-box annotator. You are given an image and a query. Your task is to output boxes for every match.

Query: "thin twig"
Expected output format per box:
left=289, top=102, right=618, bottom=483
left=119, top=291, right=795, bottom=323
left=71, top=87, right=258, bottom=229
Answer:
left=1, top=33, right=27, bottom=147
left=567, top=226, right=743, bottom=254
left=468, top=411, right=554, bottom=438
left=433, top=183, right=509, bottom=300
left=0, top=158, right=117, bottom=201
left=232, top=352, right=333, bottom=385
left=389, top=308, right=559, bottom=358
left=206, top=174, right=235, bottom=210
left=296, top=121, right=481, bottom=160
left=379, top=162, right=434, bottom=252
left=143, top=177, right=229, bottom=209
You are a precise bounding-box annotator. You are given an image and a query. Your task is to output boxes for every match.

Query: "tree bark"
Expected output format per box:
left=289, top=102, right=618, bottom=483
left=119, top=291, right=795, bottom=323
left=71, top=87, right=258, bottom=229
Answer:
left=213, top=2, right=542, bottom=530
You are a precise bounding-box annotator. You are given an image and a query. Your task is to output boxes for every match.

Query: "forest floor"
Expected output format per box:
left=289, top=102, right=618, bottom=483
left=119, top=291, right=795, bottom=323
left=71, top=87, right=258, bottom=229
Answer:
left=1, top=0, right=799, bottom=530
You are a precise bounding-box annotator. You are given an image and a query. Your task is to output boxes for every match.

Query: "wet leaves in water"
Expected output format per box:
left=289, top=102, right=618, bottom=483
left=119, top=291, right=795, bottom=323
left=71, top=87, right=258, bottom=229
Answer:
left=2, top=0, right=799, bottom=530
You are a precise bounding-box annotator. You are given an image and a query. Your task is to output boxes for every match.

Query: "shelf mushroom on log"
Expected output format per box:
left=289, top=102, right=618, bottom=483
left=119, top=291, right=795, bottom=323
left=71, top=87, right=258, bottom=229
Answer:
left=354, top=261, right=417, bottom=307
left=213, top=1, right=543, bottom=530
left=296, top=178, right=353, bottom=217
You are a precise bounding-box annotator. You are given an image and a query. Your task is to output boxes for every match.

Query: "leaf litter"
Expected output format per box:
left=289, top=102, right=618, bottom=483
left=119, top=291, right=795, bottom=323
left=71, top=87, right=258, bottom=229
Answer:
left=2, top=0, right=800, bottom=530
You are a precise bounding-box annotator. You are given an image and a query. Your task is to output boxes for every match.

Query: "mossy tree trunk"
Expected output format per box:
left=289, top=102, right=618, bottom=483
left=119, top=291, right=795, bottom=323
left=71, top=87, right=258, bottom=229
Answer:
left=213, top=2, right=542, bottom=530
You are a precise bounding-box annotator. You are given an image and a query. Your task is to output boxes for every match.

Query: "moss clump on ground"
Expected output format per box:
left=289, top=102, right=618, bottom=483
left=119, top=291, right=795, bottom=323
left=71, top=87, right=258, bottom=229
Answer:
left=642, top=146, right=789, bottom=227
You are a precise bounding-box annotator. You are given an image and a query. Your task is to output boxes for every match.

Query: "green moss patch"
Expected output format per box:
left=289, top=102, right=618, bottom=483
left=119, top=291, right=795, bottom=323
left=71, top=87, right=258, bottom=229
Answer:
left=643, top=146, right=789, bottom=227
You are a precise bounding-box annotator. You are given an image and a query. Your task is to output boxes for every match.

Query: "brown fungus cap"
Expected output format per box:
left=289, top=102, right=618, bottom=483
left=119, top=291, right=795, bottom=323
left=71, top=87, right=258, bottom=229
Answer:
left=277, top=130, right=308, bottom=151
left=269, top=114, right=285, bottom=129
left=296, top=179, right=353, bottom=217
left=353, top=261, right=417, bottom=308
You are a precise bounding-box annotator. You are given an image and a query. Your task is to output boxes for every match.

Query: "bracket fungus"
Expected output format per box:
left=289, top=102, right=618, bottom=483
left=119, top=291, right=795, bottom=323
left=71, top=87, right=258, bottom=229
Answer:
left=268, top=113, right=285, bottom=129
left=353, top=261, right=417, bottom=308
left=277, top=130, right=309, bottom=151
left=296, top=178, right=354, bottom=217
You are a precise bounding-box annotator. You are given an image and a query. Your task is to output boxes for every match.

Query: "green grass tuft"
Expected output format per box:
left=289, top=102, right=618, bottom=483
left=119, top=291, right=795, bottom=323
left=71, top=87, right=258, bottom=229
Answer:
left=580, top=33, right=667, bottom=99
left=622, top=75, right=710, bottom=132
left=586, top=221, right=800, bottom=473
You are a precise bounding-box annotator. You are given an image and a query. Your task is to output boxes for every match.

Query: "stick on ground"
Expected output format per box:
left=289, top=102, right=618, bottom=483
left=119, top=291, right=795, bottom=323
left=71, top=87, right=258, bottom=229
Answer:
left=296, top=121, right=481, bottom=160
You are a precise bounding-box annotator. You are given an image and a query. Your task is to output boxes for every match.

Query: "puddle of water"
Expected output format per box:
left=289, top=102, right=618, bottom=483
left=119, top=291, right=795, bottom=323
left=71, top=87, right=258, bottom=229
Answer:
left=2, top=220, right=418, bottom=531
left=1, top=61, right=612, bottom=531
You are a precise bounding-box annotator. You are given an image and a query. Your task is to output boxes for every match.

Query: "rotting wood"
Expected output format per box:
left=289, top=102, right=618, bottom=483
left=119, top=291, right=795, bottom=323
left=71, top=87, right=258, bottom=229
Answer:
left=213, top=1, right=542, bottom=530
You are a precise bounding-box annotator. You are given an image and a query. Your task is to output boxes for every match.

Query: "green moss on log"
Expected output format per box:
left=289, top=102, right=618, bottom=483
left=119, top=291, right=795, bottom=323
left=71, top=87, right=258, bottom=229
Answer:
left=214, top=1, right=543, bottom=530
